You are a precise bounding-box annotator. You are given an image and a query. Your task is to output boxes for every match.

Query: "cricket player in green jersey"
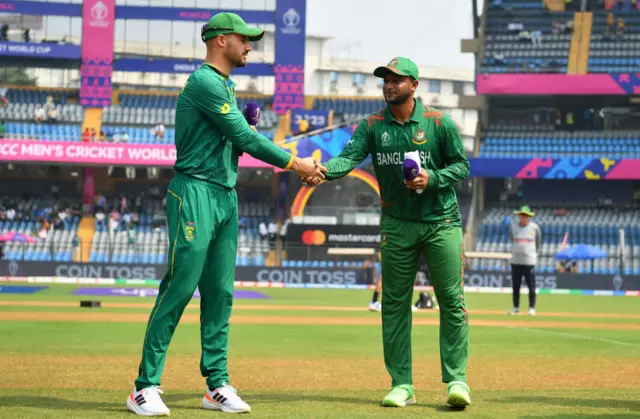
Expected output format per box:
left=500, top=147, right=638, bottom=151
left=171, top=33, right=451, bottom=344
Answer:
left=303, top=57, right=471, bottom=409
left=127, top=12, right=326, bottom=417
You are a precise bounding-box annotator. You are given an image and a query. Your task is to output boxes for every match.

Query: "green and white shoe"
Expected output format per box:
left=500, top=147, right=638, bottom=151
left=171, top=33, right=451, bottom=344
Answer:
left=447, top=381, right=471, bottom=408
left=382, top=384, right=416, bottom=407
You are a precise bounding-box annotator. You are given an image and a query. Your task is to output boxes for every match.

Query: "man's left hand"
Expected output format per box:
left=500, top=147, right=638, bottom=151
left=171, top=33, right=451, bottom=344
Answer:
left=404, top=168, right=429, bottom=190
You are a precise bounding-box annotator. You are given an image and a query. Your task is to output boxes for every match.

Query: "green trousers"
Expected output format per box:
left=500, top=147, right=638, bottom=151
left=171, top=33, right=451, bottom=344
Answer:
left=135, top=173, right=238, bottom=390
left=380, top=215, right=468, bottom=387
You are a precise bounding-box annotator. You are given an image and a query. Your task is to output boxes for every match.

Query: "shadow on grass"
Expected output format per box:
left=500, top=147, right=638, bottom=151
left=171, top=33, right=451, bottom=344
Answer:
left=0, top=395, right=125, bottom=412
left=493, top=396, right=640, bottom=411
left=167, top=392, right=466, bottom=413
left=0, top=392, right=469, bottom=414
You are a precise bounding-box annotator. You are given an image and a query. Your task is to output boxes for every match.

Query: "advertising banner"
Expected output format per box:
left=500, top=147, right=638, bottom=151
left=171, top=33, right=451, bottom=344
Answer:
left=113, top=58, right=273, bottom=77
left=1, top=261, right=638, bottom=290
left=0, top=1, right=81, bottom=17
left=461, top=270, right=639, bottom=291
left=476, top=74, right=640, bottom=95
left=468, top=157, right=640, bottom=180
left=0, top=261, right=371, bottom=285
left=0, top=2, right=274, bottom=22
left=114, top=6, right=273, bottom=23
left=0, top=42, right=79, bottom=59
left=290, top=109, right=329, bottom=132
left=79, top=0, right=115, bottom=108
left=0, top=140, right=278, bottom=168
left=273, top=0, right=306, bottom=114
left=285, top=224, right=380, bottom=247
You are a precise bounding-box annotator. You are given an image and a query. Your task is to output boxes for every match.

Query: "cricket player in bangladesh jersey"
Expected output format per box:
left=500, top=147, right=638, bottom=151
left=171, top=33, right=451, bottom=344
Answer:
left=303, top=57, right=471, bottom=409
left=126, top=12, right=325, bottom=417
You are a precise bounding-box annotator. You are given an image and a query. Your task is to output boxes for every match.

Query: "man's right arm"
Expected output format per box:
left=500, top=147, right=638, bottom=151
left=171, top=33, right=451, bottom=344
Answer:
left=323, top=119, right=371, bottom=180
left=186, top=74, right=294, bottom=170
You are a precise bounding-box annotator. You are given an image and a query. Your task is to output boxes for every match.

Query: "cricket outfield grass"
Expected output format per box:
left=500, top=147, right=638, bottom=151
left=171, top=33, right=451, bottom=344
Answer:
left=0, top=284, right=639, bottom=418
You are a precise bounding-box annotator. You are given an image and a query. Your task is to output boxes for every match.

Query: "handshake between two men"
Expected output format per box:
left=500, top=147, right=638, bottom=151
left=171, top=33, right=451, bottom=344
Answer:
left=242, top=102, right=327, bottom=185
left=291, top=158, right=327, bottom=186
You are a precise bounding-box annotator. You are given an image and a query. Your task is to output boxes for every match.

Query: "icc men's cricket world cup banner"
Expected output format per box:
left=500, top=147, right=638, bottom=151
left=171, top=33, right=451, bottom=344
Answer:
left=273, top=0, right=306, bottom=115
left=79, top=0, right=115, bottom=108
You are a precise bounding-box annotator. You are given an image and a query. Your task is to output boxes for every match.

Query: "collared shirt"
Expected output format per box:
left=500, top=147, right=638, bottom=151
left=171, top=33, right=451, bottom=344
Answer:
left=324, top=100, right=469, bottom=224
left=174, top=63, right=293, bottom=188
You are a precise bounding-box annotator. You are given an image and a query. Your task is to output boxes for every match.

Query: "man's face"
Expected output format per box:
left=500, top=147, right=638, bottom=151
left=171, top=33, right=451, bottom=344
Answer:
left=382, top=73, right=417, bottom=105
left=519, top=214, right=529, bottom=225
left=222, top=33, right=252, bottom=68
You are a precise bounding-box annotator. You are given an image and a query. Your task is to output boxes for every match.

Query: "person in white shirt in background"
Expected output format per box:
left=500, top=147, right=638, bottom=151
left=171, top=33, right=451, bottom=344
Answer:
left=258, top=220, right=268, bottom=240
left=508, top=205, right=542, bottom=316
left=34, top=105, right=46, bottom=124
left=154, top=122, right=165, bottom=140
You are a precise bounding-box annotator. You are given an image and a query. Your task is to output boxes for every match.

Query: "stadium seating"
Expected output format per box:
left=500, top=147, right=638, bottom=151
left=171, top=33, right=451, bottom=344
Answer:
left=588, top=11, right=640, bottom=73
left=475, top=204, right=640, bottom=274
left=481, top=1, right=573, bottom=73
left=0, top=103, right=83, bottom=124
left=101, top=92, right=278, bottom=141
left=313, top=98, right=386, bottom=115
left=479, top=125, right=640, bottom=158
left=102, top=107, right=278, bottom=132
left=88, top=201, right=272, bottom=266
left=3, top=122, right=81, bottom=141
left=0, top=199, right=80, bottom=262
left=5, top=88, right=78, bottom=105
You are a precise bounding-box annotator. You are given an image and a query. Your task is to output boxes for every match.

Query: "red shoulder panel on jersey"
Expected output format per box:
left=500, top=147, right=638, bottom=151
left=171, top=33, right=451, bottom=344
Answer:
left=366, top=111, right=384, bottom=127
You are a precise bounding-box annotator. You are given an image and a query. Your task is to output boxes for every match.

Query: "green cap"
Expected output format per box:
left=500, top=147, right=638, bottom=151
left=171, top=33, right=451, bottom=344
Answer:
left=201, top=12, right=265, bottom=43
left=514, top=205, right=535, bottom=217
left=373, top=57, right=419, bottom=80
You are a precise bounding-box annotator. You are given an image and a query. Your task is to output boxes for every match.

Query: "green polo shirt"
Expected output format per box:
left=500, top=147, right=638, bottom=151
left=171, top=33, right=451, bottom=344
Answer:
left=174, top=63, right=293, bottom=188
left=324, top=100, right=470, bottom=224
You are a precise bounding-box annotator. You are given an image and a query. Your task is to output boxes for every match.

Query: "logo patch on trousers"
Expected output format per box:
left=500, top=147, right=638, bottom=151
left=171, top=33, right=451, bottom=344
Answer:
left=185, top=222, right=195, bottom=241
left=380, top=232, right=387, bottom=246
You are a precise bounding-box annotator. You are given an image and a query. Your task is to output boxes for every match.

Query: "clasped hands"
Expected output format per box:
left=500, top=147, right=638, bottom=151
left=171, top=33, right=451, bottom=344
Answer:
left=292, top=157, right=327, bottom=186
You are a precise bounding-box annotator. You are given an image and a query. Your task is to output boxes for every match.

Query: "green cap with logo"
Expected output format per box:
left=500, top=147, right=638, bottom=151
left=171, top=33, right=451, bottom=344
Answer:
left=201, top=12, right=265, bottom=43
left=374, top=57, right=419, bottom=80
left=514, top=205, right=535, bottom=217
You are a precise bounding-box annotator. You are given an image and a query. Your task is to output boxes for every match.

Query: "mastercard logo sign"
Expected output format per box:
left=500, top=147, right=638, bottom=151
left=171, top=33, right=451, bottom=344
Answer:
left=301, top=229, right=326, bottom=245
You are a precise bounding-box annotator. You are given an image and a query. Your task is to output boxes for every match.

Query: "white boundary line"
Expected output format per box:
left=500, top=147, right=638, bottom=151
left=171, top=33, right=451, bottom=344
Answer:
left=506, top=326, right=640, bottom=348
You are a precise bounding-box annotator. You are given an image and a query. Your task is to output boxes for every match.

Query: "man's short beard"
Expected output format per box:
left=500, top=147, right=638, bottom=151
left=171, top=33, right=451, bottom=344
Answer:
left=224, top=45, right=246, bottom=68
left=232, top=55, right=247, bottom=68
left=384, top=91, right=412, bottom=105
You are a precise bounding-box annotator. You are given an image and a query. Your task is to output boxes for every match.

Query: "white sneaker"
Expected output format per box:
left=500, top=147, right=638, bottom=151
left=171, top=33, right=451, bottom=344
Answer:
left=126, top=386, right=170, bottom=416
left=202, top=384, right=251, bottom=413
left=411, top=305, right=418, bottom=312
left=368, top=302, right=381, bottom=312
left=508, top=308, right=520, bottom=315
left=529, top=308, right=536, bottom=316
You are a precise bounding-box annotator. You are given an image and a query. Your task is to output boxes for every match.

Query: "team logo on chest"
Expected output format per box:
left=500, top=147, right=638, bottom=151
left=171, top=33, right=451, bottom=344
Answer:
left=381, top=132, right=391, bottom=147
left=412, top=129, right=427, bottom=145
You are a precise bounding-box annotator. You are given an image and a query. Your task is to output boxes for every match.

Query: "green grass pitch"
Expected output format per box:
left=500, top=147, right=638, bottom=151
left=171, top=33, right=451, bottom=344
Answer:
left=0, top=284, right=639, bottom=418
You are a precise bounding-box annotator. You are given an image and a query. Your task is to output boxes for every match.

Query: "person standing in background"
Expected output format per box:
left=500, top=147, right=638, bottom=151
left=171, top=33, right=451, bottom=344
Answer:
left=508, top=206, right=542, bottom=316
left=367, top=252, right=383, bottom=312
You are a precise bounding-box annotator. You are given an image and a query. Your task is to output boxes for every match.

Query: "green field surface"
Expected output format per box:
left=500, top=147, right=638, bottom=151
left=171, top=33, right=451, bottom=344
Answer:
left=0, top=283, right=639, bottom=418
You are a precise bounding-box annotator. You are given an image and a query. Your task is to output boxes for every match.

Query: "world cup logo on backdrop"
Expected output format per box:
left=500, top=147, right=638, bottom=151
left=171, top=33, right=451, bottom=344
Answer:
left=89, top=0, right=109, bottom=28
left=281, top=8, right=301, bottom=34
left=8, top=261, right=19, bottom=277
left=612, top=275, right=624, bottom=291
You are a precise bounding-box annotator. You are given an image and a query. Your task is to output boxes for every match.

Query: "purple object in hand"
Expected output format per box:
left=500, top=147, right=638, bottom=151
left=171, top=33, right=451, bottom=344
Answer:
left=402, top=158, right=420, bottom=181
left=243, top=102, right=261, bottom=126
